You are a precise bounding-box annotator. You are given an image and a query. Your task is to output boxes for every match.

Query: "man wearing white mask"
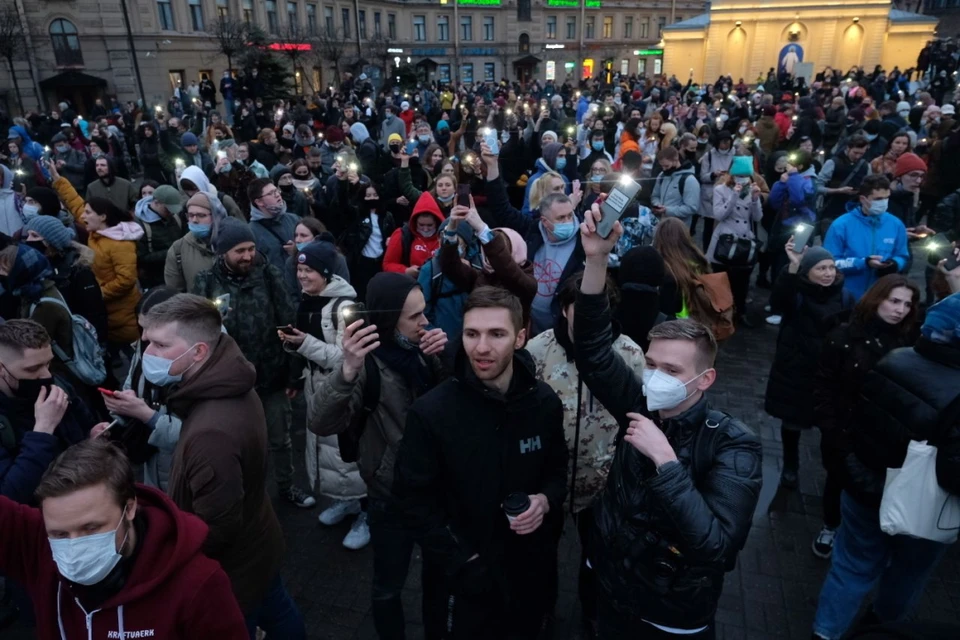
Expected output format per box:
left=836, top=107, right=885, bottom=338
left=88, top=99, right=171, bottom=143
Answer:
left=569, top=204, right=763, bottom=640
left=0, top=438, right=247, bottom=637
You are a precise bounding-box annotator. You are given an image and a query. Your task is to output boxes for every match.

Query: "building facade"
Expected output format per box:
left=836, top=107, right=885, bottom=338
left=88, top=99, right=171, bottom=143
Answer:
left=1, top=0, right=707, bottom=116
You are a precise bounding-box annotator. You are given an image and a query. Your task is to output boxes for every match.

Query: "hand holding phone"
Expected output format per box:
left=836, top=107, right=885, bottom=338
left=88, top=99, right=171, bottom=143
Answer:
left=597, top=176, right=641, bottom=239
left=483, top=128, right=499, bottom=155
left=792, top=223, right=815, bottom=250
left=405, top=138, right=418, bottom=156
left=277, top=325, right=296, bottom=336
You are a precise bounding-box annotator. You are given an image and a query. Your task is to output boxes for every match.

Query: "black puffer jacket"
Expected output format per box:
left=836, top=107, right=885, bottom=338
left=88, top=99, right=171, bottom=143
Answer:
left=813, top=318, right=912, bottom=453
left=764, top=271, right=854, bottom=426
left=845, top=338, right=960, bottom=508
left=573, top=290, right=762, bottom=629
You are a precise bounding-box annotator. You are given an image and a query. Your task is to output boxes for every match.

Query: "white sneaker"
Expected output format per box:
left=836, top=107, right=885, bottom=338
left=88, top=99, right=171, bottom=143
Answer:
left=766, top=314, right=782, bottom=325
left=318, top=499, right=362, bottom=526
left=342, top=511, right=370, bottom=550
left=812, top=526, right=837, bottom=559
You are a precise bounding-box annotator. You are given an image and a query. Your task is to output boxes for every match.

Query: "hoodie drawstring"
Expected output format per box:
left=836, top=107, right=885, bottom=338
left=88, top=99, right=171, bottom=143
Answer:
left=56, top=581, right=124, bottom=640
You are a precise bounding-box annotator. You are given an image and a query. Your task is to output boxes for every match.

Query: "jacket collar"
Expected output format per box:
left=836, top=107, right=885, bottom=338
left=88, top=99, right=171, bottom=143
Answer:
left=454, top=348, right=540, bottom=408
left=657, top=395, right=710, bottom=440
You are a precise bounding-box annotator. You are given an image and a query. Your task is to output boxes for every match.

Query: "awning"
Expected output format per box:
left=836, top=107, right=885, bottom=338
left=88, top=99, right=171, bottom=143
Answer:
left=39, top=71, right=108, bottom=89
left=514, top=54, right=541, bottom=66
left=416, top=58, right=440, bottom=67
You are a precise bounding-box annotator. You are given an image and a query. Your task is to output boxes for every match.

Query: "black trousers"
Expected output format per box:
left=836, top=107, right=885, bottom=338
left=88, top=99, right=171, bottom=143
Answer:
left=711, top=263, right=752, bottom=319
left=574, top=507, right=598, bottom=622
left=819, top=432, right=847, bottom=529
left=597, top=596, right=716, bottom=640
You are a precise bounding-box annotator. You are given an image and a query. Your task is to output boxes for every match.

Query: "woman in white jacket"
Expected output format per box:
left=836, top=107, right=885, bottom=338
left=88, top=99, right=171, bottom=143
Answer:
left=278, top=241, right=370, bottom=550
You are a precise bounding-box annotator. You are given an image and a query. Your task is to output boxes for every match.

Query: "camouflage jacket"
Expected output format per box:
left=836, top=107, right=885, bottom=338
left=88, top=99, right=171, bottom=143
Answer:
left=192, top=257, right=298, bottom=393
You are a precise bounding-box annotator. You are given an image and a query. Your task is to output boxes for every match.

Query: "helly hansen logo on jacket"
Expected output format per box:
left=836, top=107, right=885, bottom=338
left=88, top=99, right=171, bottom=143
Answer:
left=519, top=436, right=542, bottom=454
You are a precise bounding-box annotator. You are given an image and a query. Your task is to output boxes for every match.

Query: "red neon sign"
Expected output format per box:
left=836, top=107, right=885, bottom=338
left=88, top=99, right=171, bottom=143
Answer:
left=267, top=43, right=312, bottom=51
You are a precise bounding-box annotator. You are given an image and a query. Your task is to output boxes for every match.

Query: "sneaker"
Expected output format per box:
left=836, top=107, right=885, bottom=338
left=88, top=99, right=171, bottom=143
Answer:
left=318, top=499, right=362, bottom=525
left=766, top=314, right=782, bottom=326
left=780, top=467, right=798, bottom=489
left=281, top=486, right=316, bottom=509
left=812, top=526, right=837, bottom=559
left=342, top=511, right=370, bottom=550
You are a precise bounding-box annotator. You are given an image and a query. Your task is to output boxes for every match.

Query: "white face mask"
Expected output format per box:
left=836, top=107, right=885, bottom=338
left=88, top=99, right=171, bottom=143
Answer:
left=642, top=368, right=709, bottom=412
left=49, top=506, right=129, bottom=586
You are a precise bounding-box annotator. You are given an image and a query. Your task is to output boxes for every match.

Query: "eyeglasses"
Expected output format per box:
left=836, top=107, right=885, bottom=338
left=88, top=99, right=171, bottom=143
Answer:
left=261, top=188, right=280, bottom=198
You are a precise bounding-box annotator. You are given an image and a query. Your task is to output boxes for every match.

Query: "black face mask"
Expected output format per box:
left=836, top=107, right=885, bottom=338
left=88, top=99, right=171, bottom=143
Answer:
left=279, top=183, right=294, bottom=193
left=24, top=240, right=48, bottom=255
left=366, top=199, right=380, bottom=210
left=389, top=144, right=402, bottom=154
left=2, top=365, right=54, bottom=402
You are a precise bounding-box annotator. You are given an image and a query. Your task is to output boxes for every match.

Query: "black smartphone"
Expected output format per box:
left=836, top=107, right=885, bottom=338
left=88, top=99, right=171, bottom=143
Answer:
left=792, top=223, right=815, bottom=250
left=277, top=325, right=296, bottom=336
left=457, top=184, right=471, bottom=208
left=341, top=303, right=367, bottom=324
left=597, top=176, right=641, bottom=238
left=925, top=234, right=958, bottom=268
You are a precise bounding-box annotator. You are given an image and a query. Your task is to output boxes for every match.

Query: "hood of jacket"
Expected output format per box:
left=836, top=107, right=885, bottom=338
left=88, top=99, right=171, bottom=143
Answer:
left=8, top=124, right=33, bottom=145
left=410, top=192, right=446, bottom=230
left=179, top=165, right=216, bottom=196
left=166, top=333, right=256, bottom=406
left=0, top=164, right=13, bottom=191
left=135, top=196, right=162, bottom=223
left=319, top=273, right=357, bottom=300
left=97, top=221, right=145, bottom=242
left=3, top=244, right=53, bottom=300
left=350, top=122, right=370, bottom=144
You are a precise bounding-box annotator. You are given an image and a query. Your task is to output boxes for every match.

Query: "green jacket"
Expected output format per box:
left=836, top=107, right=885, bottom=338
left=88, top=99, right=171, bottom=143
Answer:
left=192, top=258, right=298, bottom=393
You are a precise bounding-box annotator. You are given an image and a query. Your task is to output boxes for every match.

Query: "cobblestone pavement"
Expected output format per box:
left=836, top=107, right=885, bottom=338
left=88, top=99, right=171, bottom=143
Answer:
left=6, top=285, right=959, bottom=639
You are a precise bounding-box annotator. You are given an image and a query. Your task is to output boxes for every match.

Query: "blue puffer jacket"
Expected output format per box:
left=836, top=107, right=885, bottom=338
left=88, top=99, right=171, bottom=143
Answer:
left=823, top=202, right=909, bottom=300
left=418, top=220, right=481, bottom=337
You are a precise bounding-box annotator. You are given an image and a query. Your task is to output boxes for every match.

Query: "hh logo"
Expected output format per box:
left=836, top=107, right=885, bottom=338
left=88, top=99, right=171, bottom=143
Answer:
left=519, top=436, right=542, bottom=454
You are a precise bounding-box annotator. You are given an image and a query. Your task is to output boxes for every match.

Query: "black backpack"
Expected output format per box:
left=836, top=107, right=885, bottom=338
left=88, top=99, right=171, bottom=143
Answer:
left=337, top=356, right=381, bottom=463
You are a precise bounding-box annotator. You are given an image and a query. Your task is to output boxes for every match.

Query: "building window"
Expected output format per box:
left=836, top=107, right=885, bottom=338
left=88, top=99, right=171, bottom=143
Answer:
left=620, top=59, right=628, bottom=75
left=439, top=64, right=451, bottom=83
left=566, top=16, right=576, bottom=39
left=624, top=16, right=632, bottom=39
left=675, top=15, right=683, bottom=23
left=358, top=9, right=365, bottom=38
left=546, top=16, right=556, bottom=39
left=342, top=8, right=350, bottom=37
left=287, top=2, right=297, bottom=28
left=654, top=58, right=662, bottom=75
left=306, top=4, right=316, bottom=34
left=388, top=13, right=396, bottom=39
left=517, top=0, right=531, bottom=22
left=657, top=16, right=666, bottom=37
left=50, top=18, right=83, bottom=66
left=216, top=0, right=229, bottom=19
left=413, top=15, right=425, bottom=41
left=602, top=16, right=612, bottom=38
left=323, top=6, right=333, bottom=34
left=438, top=16, right=449, bottom=41
left=266, top=0, right=278, bottom=32
left=460, top=16, right=472, bottom=42
left=483, top=16, right=494, bottom=41
left=462, top=63, right=473, bottom=83
left=157, top=0, right=175, bottom=30
left=640, top=17, right=649, bottom=38
left=638, top=58, right=645, bottom=75
left=188, top=0, right=204, bottom=30
left=374, top=12, right=381, bottom=36
left=585, top=16, right=594, bottom=39
left=484, top=62, right=495, bottom=82
left=242, top=0, right=254, bottom=24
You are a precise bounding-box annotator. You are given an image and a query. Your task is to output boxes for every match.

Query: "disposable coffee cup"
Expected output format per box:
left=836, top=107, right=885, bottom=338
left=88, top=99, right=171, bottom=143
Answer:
left=503, top=493, right=530, bottom=524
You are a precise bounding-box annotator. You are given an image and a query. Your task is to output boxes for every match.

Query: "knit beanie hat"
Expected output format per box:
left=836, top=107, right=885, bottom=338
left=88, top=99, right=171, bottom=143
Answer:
left=324, top=126, right=344, bottom=143
left=436, top=119, right=450, bottom=131
left=23, top=216, right=75, bottom=251
left=730, top=155, right=754, bottom=176
left=270, top=164, right=292, bottom=183
left=921, top=292, right=960, bottom=344
left=297, top=241, right=338, bottom=280
left=894, top=152, right=927, bottom=178
left=214, top=217, right=256, bottom=255
left=25, top=187, right=62, bottom=216
left=181, top=132, right=199, bottom=147
left=762, top=105, right=776, bottom=117
left=541, top=142, right=563, bottom=169
left=186, top=191, right=213, bottom=213
left=798, top=246, right=834, bottom=279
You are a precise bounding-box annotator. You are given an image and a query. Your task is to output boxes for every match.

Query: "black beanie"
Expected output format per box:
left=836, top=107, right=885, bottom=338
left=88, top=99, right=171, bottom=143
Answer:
left=365, top=272, right=420, bottom=338
left=619, top=246, right=665, bottom=289
left=26, top=187, right=62, bottom=216
left=297, top=241, right=338, bottom=280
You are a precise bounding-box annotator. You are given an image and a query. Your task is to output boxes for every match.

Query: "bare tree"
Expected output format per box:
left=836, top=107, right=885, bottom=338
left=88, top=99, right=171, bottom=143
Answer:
left=311, top=28, right=350, bottom=88
left=0, top=4, right=28, bottom=114
left=211, top=17, right=250, bottom=75
left=365, top=33, right=393, bottom=78
left=497, top=45, right=517, bottom=82
left=275, top=23, right=315, bottom=94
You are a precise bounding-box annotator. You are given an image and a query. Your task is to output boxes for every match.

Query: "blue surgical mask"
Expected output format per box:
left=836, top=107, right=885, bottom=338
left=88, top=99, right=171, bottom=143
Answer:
left=592, top=141, right=604, bottom=151
left=418, top=134, right=431, bottom=144
left=500, top=131, right=511, bottom=143
left=55, top=145, right=69, bottom=154
left=296, top=241, right=310, bottom=251
left=142, top=344, right=198, bottom=387
left=22, top=203, right=40, bottom=219
left=49, top=506, right=129, bottom=586
left=867, top=199, right=889, bottom=215
left=555, top=157, right=567, bottom=170
left=590, top=174, right=603, bottom=183
left=865, top=133, right=878, bottom=142
left=436, top=193, right=454, bottom=204
left=550, top=221, right=577, bottom=241
left=188, top=222, right=211, bottom=239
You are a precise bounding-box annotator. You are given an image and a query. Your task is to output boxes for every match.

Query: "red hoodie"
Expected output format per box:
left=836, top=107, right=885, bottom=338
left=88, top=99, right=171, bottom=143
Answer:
left=382, top=192, right=446, bottom=273
left=0, top=485, right=247, bottom=639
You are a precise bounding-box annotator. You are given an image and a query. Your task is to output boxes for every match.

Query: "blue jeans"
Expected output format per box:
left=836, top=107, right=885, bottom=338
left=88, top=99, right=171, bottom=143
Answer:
left=812, top=492, right=948, bottom=640
left=244, top=574, right=306, bottom=640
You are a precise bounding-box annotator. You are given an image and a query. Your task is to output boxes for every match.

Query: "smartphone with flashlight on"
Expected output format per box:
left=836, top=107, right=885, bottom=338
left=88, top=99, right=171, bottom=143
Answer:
left=483, top=127, right=499, bottom=155
left=597, top=175, right=641, bottom=238
left=792, top=223, right=815, bottom=250
left=405, top=138, right=418, bottom=155
left=925, top=234, right=960, bottom=270
left=213, top=294, right=231, bottom=318
left=340, top=303, right=367, bottom=326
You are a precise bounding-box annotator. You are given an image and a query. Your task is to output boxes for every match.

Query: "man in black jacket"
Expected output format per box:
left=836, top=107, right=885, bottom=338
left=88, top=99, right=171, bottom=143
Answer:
left=571, top=206, right=763, bottom=639
left=394, top=286, right=568, bottom=639
left=811, top=293, right=960, bottom=640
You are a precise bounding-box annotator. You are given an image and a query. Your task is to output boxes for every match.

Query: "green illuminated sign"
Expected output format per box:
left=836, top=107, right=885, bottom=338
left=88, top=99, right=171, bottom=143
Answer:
left=458, top=0, right=501, bottom=4
left=633, top=49, right=664, bottom=56
left=546, top=0, right=600, bottom=6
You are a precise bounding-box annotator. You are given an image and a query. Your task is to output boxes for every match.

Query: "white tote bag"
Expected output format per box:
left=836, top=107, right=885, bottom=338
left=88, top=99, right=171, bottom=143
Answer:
left=879, top=440, right=960, bottom=544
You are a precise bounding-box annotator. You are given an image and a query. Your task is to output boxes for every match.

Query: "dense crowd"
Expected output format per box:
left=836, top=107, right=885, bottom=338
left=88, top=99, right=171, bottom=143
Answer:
left=0, top=51, right=960, bottom=640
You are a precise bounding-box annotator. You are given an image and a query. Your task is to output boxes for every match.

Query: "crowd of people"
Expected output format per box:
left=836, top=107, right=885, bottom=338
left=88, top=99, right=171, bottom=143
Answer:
left=0, top=52, right=959, bottom=640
